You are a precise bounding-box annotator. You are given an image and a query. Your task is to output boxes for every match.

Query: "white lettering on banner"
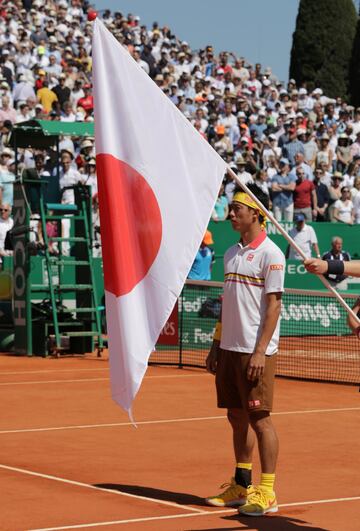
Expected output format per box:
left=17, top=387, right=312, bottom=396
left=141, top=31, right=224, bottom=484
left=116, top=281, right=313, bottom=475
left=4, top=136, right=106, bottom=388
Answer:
left=266, top=222, right=294, bottom=235
left=161, top=321, right=175, bottom=336
left=287, top=264, right=306, bottom=275
left=194, top=328, right=214, bottom=343
left=281, top=303, right=342, bottom=328
left=179, top=296, right=207, bottom=313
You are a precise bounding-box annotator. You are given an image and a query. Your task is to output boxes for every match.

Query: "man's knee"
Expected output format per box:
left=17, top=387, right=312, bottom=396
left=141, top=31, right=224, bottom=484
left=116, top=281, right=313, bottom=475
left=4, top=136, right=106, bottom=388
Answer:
left=227, top=408, right=249, bottom=429
left=248, top=410, right=273, bottom=434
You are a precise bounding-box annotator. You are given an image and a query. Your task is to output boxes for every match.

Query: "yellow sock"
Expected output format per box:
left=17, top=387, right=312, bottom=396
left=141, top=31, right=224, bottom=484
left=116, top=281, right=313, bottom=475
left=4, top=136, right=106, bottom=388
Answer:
left=260, top=473, right=275, bottom=493
left=236, top=462, right=252, bottom=470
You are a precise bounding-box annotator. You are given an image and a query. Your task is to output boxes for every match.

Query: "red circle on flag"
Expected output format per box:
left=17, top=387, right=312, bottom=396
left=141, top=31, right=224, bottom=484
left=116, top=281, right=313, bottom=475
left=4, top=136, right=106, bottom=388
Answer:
left=96, top=154, right=162, bottom=297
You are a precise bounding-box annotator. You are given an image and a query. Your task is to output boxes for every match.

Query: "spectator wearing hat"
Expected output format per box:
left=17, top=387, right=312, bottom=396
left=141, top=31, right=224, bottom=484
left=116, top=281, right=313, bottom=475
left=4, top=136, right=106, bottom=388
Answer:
left=336, top=133, right=352, bottom=173
left=286, top=213, right=320, bottom=260
left=282, top=127, right=305, bottom=166
left=327, top=171, right=344, bottom=221
left=271, top=158, right=296, bottom=221
left=75, top=139, right=94, bottom=172
left=34, top=45, right=50, bottom=70
left=214, top=124, right=232, bottom=155
left=333, top=186, right=355, bottom=225
left=315, top=134, right=333, bottom=172
left=293, top=166, right=317, bottom=221
left=82, top=158, right=98, bottom=197
left=234, top=155, right=253, bottom=185
left=30, top=20, right=48, bottom=46
left=188, top=230, right=215, bottom=280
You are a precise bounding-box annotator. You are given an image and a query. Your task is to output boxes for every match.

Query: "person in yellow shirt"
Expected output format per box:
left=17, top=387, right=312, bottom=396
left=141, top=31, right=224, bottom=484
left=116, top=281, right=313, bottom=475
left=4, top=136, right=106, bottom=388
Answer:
left=36, top=80, right=58, bottom=114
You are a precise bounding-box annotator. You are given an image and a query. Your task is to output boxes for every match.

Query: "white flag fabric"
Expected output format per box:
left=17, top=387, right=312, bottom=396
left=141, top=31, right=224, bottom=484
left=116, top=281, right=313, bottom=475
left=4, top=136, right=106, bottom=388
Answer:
left=92, top=19, right=227, bottom=416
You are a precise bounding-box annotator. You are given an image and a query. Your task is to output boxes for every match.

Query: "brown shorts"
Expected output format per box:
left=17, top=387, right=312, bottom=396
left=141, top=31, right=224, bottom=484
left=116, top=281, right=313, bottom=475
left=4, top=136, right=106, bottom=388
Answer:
left=215, top=349, right=277, bottom=412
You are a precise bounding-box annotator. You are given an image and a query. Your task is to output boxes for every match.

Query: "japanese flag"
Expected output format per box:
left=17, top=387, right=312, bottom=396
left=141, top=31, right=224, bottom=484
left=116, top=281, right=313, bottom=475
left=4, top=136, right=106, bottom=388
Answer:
left=92, top=19, right=226, bottom=416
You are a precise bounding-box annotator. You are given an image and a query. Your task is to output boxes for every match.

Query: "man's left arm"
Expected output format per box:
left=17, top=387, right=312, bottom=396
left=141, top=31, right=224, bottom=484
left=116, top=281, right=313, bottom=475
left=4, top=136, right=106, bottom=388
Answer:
left=247, top=291, right=282, bottom=382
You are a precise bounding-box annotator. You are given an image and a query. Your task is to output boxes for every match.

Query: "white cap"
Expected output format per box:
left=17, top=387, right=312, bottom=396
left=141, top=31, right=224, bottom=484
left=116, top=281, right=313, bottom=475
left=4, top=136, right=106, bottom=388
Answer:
left=299, top=88, right=307, bottom=95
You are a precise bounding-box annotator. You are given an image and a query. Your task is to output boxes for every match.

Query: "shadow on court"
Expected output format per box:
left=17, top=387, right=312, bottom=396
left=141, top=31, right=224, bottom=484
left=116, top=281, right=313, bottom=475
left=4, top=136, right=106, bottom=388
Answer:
left=94, top=483, right=205, bottom=506
left=196, top=513, right=331, bottom=531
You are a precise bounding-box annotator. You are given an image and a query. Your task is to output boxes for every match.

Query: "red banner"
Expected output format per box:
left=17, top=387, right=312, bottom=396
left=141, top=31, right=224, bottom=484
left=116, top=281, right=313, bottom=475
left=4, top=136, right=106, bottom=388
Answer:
left=157, top=301, right=179, bottom=345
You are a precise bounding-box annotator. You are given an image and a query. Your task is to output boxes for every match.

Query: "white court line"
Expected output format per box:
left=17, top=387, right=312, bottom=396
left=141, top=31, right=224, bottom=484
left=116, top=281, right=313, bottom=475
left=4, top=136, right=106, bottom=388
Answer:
left=0, top=368, right=109, bottom=376
left=28, top=496, right=360, bottom=530
left=0, top=407, right=359, bottom=435
left=0, top=464, right=203, bottom=515
left=0, top=373, right=203, bottom=386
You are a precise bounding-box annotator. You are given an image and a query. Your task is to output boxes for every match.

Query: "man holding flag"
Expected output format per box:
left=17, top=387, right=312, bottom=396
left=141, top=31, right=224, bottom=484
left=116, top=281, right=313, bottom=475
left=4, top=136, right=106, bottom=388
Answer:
left=206, top=184, right=285, bottom=516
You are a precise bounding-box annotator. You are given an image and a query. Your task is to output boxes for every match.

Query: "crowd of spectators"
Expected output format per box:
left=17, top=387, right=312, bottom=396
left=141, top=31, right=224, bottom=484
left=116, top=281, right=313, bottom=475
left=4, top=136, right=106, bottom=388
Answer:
left=0, top=0, right=359, bottom=259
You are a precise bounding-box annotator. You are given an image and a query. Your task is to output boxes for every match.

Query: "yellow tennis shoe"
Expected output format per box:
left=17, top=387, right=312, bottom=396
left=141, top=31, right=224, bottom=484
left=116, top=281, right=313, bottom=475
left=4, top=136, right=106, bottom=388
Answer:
left=238, top=486, right=278, bottom=516
left=205, top=478, right=254, bottom=507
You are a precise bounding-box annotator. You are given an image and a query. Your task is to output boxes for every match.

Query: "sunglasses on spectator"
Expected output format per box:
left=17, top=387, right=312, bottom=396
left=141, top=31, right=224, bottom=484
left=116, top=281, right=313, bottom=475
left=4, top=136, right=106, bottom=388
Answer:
left=342, top=189, right=350, bottom=192
left=0, top=208, right=9, bottom=212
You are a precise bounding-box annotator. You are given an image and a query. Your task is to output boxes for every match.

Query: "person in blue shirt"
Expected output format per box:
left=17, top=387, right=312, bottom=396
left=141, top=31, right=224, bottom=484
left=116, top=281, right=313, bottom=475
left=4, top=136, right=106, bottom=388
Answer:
left=270, top=158, right=296, bottom=221
left=188, top=230, right=215, bottom=280
left=212, top=183, right=229, bottom=221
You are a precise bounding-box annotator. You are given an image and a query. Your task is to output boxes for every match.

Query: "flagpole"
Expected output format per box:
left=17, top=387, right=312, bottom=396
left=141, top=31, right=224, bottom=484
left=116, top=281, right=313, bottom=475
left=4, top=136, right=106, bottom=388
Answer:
left=226, top=165, right=360, bottom=325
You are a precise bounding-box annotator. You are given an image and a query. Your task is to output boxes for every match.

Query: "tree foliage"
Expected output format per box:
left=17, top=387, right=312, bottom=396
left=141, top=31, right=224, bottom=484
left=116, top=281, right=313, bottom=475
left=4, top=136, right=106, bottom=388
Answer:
left=289, top=0, right=357, bottom=99
left=349, top=12, right=360, bottom=106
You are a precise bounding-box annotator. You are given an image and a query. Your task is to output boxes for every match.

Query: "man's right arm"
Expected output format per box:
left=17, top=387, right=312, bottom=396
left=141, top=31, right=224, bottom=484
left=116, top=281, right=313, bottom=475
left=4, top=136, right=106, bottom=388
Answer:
left=304, top=259, right=360, bottom=277
left=206, top=338, right=220, bottom=375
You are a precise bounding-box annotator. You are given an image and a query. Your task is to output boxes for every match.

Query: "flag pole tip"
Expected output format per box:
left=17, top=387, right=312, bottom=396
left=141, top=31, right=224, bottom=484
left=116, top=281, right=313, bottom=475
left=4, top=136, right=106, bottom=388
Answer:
left=87, top=10, right=98, bottom=22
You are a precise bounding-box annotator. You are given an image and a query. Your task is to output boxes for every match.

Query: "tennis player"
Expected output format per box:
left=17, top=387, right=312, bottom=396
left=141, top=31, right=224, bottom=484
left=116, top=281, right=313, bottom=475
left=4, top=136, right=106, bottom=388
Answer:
left=304, top=258, right=360, bottom=338
left=205, top=184, right=285, bottom=516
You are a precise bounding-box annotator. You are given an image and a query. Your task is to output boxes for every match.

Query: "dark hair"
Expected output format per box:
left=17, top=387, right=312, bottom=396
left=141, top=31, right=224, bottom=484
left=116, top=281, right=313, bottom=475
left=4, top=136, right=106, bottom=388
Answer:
left=233, top=182, right=269, bottom=224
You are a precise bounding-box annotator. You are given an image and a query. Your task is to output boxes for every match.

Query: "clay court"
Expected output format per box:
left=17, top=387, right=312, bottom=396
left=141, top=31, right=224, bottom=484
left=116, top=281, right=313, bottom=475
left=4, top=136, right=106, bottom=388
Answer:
left=0, top=352, right=359, bottom=531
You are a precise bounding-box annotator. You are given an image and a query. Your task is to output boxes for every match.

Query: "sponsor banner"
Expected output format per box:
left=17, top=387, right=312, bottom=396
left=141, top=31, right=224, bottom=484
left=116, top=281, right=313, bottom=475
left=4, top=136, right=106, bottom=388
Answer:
left=157, top=302, right=179, bottom=346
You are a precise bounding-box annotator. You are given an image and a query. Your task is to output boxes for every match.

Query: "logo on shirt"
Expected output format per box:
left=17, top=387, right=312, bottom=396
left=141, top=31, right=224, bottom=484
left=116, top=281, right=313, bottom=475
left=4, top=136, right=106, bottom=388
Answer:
left=248, top=399, right=261, bottom=408
left=270, top=264, right=284, bottom=271
left=247, top=253, right=255, bottom=262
